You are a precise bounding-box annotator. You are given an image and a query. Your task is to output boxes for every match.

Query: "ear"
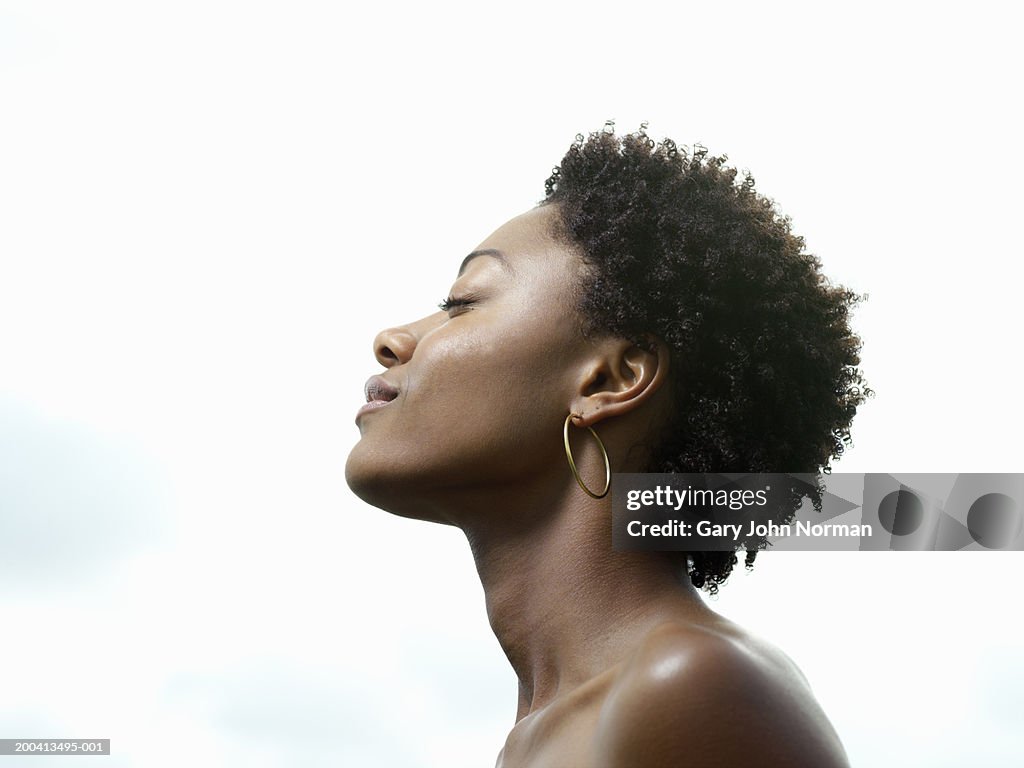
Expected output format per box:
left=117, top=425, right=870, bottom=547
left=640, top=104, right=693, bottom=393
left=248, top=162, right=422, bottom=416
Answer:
left=569, top=335, right=671, bottom=428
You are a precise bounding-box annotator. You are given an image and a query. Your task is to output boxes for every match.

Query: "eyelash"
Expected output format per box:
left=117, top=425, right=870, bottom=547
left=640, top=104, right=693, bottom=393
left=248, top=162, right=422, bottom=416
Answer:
left=437, top=295, right=477, bottom=313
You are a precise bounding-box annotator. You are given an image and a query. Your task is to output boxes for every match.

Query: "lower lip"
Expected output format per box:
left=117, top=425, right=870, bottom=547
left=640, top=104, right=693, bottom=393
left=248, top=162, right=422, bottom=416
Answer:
left=355, top=399, right=394, bottom=422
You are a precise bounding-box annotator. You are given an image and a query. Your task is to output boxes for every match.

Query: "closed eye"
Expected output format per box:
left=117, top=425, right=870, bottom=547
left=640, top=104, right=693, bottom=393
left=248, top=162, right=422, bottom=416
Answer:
left=438, top=295, right=478, bottom=314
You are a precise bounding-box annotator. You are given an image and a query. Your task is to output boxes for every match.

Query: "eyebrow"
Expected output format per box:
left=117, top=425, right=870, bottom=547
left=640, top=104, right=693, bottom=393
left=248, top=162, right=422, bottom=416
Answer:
left=458, top=248, right=513, bottom=277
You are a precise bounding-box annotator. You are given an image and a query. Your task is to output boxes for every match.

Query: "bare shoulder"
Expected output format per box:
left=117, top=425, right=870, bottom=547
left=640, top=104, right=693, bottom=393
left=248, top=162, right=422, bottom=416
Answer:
left=593, top=619, right=850, bottom=768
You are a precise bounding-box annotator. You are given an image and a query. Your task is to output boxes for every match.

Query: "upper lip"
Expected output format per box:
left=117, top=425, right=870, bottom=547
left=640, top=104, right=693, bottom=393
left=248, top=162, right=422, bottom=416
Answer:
left=364, top=374, right=400, bottom=403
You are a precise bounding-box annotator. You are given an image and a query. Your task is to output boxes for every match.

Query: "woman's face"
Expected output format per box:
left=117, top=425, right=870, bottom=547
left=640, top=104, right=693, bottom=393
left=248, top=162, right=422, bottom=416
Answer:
left=345, top=204, right=596, bottom=522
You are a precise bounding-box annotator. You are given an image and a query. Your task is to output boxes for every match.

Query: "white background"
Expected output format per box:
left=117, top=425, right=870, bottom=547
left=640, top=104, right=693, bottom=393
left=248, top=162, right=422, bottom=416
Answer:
left=1, top=1, right=1021, bottom=766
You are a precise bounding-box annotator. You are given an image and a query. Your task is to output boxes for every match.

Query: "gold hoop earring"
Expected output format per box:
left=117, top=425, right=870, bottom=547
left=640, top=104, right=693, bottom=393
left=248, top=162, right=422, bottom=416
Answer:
left=563, top=413, right=611, bottom=499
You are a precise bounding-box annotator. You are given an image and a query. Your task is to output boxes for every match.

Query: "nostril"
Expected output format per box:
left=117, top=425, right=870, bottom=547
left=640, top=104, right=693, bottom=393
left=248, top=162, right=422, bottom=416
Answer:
left=377, top=344, right=399, bottom=363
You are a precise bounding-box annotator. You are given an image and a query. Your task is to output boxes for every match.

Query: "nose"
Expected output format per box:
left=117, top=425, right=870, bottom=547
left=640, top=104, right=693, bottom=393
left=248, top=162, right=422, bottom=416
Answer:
left=373, top=324, right=416, bottom=368
left=373, top=310, right=445, bottom=368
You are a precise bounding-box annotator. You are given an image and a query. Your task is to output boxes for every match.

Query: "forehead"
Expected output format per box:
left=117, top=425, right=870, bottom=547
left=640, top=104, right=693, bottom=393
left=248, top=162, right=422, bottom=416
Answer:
left=458, top=204, right=582, bottom=281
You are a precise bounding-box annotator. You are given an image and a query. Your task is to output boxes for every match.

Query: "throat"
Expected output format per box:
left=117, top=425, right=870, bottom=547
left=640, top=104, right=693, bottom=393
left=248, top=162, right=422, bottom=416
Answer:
left=466, top=505, right=695, bottom=717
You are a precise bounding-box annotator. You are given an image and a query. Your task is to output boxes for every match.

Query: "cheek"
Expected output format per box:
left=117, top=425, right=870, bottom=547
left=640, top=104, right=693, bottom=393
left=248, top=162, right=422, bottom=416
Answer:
left=415, top=334, right=565, bottom=453
left=409, top=334, right=530, bottom=428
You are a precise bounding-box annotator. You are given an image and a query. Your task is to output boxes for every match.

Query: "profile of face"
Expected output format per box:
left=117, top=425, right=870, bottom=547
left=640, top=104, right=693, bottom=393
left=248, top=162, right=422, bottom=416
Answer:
left=345, top=204, right=605, bottom=525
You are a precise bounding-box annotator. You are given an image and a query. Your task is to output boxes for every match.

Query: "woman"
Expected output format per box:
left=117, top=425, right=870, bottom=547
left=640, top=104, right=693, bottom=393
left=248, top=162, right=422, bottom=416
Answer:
left=346, top=123, right=868, bottom=767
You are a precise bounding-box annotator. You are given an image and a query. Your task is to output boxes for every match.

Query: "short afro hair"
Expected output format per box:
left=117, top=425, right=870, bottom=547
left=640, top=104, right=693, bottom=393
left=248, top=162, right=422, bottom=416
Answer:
left=541, top=122, right=871, bottom=594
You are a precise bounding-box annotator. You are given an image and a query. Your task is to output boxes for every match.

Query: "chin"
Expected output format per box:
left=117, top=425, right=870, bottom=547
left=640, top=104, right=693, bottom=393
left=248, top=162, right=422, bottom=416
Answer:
left=344, top=440, right=391, bottom=506
left=344, top=441, right=451, bottom=525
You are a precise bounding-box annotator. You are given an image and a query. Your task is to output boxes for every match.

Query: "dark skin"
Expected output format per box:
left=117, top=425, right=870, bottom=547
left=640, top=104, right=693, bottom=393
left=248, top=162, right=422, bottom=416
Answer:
left=345, top=204, right=850, bottom=767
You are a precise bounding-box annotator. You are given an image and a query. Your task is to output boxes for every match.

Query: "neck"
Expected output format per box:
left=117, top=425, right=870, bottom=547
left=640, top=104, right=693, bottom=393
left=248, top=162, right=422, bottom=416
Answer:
left=460, top=481, right=705, bottom=721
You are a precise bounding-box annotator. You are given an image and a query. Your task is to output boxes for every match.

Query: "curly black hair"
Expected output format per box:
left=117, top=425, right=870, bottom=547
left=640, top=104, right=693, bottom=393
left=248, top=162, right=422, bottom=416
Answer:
left=540, top=122, right=871, bottom=594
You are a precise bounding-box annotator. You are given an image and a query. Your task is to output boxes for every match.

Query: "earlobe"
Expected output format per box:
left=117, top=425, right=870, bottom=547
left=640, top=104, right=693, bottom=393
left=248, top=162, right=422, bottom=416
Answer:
left=572, top=336, right=670, bottom=427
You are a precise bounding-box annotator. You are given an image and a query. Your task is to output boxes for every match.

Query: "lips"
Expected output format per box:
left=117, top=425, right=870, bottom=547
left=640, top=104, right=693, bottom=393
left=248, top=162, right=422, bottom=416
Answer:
left=364, top=375, right=400, bottom=404
left=356, top=375, right=400, bottom=423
